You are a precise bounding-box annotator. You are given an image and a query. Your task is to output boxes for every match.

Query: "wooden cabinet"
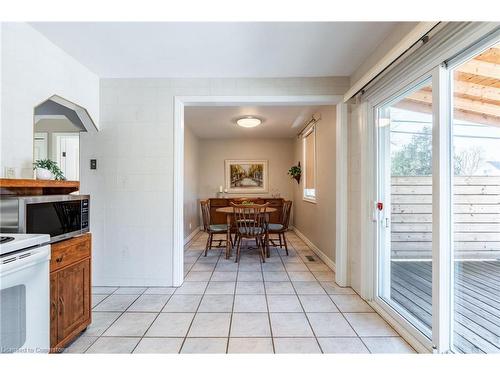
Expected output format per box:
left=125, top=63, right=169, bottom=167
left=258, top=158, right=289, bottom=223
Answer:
left=208, top=198, right=285, bottom=225
left=50, top=233, right=91, bottom=352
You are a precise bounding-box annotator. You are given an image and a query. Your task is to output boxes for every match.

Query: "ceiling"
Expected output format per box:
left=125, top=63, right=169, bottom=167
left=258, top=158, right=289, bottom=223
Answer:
left=185, top=105, right=328, bottom=139
left=30, top=22, right=397, bottom=78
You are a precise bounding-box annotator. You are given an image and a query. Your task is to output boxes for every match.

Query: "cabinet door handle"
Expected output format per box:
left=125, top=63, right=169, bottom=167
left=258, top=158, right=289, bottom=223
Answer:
left=56, top=257, right=63, bottom=263
left=58, top=297, right=64, bottom=315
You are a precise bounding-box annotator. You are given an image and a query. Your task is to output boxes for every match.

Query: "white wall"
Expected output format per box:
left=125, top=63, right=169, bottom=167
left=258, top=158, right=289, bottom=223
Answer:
left=198, top=138, right=294, bottom=200
left=349, top=22, right=419, bottom=86
left=184, top=125, right=200, bottom=240
left=0, top=22, right=99, bottom=178
left=347, top=104, right=362, bottom=294
left=84, top=77, right=349, bottom=286
left=293, top=106, right=337, bottom=264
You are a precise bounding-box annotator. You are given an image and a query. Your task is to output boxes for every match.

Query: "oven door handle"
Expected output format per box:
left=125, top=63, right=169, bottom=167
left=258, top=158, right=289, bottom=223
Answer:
left=0, top=247, right=50, bottom=276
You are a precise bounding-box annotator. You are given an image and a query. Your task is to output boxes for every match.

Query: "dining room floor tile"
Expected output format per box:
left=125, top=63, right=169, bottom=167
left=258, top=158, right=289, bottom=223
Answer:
left=86, top=337, right=140, bottom=353
left=127, top=294, right=171, bottom=312
left=233, top=294, right=268, bottom=312
left=198, top=294, right=234, bottom=312
left=236, top=281, right=265, bottom=294
left=63, top=336, right=98, bottom=353
left=318, top=337, right=370, bottom=353
left=344, top=313, right=399, bottom=337
left=361, top=337, right=416, bottom=353
left=181, top=338, right=228, bottom=353
left=265, top=281, right=295, bottom=294
left=237, top=271, right=264, bottom=281
left=103, top=312, right=157, bottom=337
left=298, top=295, right=339, bottom=313
left=187, top=312, right=232, bottom=337
left=306, top=312, right=357, bottom=337
left=162, top=294, right=202, bottom=312
left=230, top=313, right=272, bottom=337
left=133, top=338, right=184, bottom=353
left=205, top=281, right=236, bottom=294
left=92, top=294, right=140, bottom=312
left=67, top=231, right=416, bottom=354
left=329, top=294, right=374, bottom=313
left=82, top=311, right=121, bottom=337
left=269, top=313, right=314, bottom=337
left=274, top=338, right=321, bottom=353
left=267, top=295, right=303, bottom=312
left=145, top=313, right=194, bottom=337
left=227, top=338, right=274, bottom=353
left=263, top=271, right=290, bottom=281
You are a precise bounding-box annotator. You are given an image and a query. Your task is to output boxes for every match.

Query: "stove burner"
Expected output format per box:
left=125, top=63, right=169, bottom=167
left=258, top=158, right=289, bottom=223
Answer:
left=0, top=236, right=15, bottom=244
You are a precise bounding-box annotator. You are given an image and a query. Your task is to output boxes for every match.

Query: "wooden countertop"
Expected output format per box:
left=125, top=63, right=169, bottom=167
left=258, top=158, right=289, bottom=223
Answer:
left=0, top=178, right=80, bottom=195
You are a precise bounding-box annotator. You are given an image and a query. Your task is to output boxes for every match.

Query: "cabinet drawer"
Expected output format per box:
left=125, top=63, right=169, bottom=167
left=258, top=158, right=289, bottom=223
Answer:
left=50, top=234, right=91, bottom=273
left=266, top=199, right=283, bottom=207
left=209, top=199, right=228, bottom=207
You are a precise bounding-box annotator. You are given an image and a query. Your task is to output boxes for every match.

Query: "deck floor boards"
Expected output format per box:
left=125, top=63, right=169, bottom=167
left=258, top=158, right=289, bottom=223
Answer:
left=390, top=261, right=500, bottom=353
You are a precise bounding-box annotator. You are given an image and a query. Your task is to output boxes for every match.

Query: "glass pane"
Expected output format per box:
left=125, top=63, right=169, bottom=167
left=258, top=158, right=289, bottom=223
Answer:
left=304, top=128, right=316, bottom=197
left=378, top=80, right=433, bottom=338
left=452, top=41, right=500, bottom=353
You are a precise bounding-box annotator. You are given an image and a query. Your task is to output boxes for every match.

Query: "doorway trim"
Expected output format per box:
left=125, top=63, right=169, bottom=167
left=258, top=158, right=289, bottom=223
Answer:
left=173, top=95, right=344, bottom=286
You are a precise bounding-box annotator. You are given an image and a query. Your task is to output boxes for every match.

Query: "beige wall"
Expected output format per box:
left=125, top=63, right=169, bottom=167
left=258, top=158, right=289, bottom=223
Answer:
left=197, top=138, right=295, bottom=201
left=184, top=125, right=200, bottom=240
left=293, top=106, right=337, bottom=263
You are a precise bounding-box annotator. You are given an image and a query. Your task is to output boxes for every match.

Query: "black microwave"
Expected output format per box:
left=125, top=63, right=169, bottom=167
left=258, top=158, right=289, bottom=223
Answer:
left=0, top=195, right=89, bottom=243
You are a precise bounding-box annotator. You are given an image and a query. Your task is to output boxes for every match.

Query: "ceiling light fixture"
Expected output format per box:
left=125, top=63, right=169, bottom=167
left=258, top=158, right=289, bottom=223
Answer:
left=237, top=117, right=261, bottom=128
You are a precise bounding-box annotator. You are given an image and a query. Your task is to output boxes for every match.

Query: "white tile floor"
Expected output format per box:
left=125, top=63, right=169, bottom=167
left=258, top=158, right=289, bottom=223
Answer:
left=65, top=231, right=416, bottom=354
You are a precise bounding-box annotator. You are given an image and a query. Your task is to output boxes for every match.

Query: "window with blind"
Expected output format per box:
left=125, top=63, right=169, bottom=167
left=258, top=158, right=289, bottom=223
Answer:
left=303, top=126, right=316, bottom=201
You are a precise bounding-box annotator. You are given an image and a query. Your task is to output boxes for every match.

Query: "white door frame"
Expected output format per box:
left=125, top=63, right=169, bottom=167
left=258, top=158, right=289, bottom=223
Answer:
left=52, top=132, right=80, bottom=161
left=368, top=73, right=437, bottom=352
left=173, top=95, right=345, bottom=287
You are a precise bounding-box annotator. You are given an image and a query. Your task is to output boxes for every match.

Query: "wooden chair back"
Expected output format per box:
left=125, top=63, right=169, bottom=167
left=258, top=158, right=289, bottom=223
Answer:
left=281, top=200, right=293, bottom=229
left=200, top=200, right=211, bottom=232
left=231, top=202, right=269, bottom=237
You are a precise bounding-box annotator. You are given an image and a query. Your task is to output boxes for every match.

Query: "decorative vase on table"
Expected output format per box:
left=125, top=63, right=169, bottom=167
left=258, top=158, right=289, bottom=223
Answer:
left=35, top=168, right=53, bottom=180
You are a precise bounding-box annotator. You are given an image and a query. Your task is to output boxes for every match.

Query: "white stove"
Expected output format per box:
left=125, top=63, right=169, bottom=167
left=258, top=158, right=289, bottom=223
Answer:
left=0, top=234, right=50, bottom=255
left=0, top=233, right=51, bottom=354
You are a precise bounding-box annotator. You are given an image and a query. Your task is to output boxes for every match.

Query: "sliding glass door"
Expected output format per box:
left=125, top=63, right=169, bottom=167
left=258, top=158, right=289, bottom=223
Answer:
left=377, top=79, right=434, bottom=339
left=451, top=41, right=500, bottom=353
left=375, top=33, right=500, bottom=353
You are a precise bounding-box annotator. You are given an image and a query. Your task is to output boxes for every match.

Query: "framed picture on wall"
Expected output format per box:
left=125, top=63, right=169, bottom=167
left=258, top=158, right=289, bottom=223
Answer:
left=225, top=159, right=269, bottom=194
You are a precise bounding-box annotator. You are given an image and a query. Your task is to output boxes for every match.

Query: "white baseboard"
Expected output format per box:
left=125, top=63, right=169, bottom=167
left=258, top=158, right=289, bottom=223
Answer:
left=292, top=228, right=336, bottom=273
left=184, top=227, right=200, bottom=245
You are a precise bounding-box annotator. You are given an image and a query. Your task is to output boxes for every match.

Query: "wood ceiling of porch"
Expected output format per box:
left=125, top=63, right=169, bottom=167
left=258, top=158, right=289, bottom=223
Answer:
left=398, top=42, right=500, bottom=126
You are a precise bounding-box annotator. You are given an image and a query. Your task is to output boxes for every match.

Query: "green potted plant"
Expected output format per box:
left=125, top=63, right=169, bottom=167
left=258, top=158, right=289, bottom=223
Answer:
left=33, top=159, right=65, bottom=180
left=288, top=162, right=302, bottom=184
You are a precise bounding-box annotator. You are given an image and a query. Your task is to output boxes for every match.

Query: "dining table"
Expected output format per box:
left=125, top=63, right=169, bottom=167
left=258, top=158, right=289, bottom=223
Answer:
left=215, top=206, right=277, bottom=259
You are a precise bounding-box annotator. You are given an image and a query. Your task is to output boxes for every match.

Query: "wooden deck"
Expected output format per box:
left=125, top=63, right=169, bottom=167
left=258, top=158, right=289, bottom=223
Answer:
left=391, top=260, right=500, bottom=353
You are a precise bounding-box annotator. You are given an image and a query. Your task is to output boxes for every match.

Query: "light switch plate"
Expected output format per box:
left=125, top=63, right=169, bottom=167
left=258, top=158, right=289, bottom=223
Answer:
left=5, top=167, right=15, bottom=178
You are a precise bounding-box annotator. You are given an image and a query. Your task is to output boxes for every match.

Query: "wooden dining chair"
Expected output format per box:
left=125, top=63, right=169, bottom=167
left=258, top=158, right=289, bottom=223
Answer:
left=231, top=202, right=269, bottom=263
left=200, top=200, right=230, bottom=256
left=268, top=200, right=292, bottom=256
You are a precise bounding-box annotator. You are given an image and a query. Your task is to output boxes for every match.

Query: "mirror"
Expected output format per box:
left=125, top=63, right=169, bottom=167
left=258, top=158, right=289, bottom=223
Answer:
left=33, top=96, right=96, bottom=181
